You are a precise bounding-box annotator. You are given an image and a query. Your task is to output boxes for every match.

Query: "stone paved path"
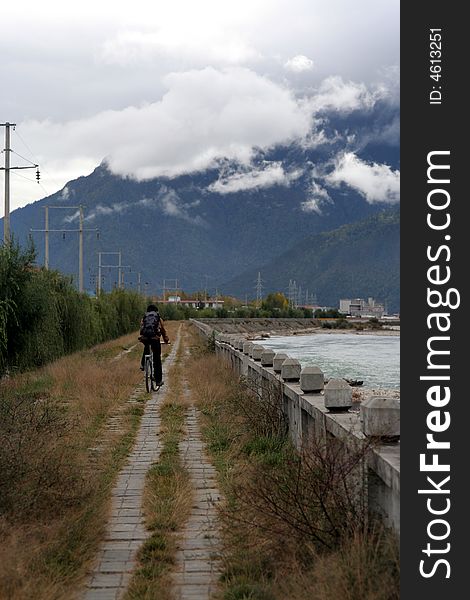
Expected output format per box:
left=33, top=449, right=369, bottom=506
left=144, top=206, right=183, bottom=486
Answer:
left=83, top=331, right=181, bottom=600
left=172, top=404, right=223, bottom=600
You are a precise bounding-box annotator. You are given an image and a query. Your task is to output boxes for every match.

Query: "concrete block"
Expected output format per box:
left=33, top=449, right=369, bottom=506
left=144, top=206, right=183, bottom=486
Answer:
left=237, top=339, right=245, bottom=351
left=261, top=349, right=275, bottom=367
left=324, top=378, right=352, bottom=410
left=281, top=358, right=301, bottom=381
left=361, top=396, right=400, bottom=439
left=251, top=345, right=265, bottom=361
left=300, top=366, right=324, bottom=393
left=243, top=341, right=252, bottom=355
left=273, top=353, right=289, bottom=372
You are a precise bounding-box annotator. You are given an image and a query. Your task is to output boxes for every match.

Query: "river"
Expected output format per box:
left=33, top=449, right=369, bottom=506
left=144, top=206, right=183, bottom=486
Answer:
left=260, top=332, right=400, bottom=389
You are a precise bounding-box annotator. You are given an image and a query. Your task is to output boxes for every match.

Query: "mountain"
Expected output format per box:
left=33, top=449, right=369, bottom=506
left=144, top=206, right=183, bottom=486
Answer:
left=222, top=208, right=400, bottom=312
left=3, top=105, right=399, bottom=298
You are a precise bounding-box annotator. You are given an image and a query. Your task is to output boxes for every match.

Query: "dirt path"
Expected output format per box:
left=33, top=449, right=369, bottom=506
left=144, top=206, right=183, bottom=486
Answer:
left=83, top=325, right=223, bottom=600
left=171, top=402, right=223, bottom=598
left=83, top=329, right=181, bottom=600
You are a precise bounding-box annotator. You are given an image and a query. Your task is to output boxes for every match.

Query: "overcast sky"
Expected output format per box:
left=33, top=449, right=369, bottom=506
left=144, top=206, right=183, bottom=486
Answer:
left=0, top=0, right=399, bottom=214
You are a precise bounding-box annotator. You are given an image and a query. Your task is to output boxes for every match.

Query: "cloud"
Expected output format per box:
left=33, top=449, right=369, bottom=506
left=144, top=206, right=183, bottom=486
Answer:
left=19, top=67, right=313, bottom=184
left=101, top=30, right=260, bottom=67
left=157, top=187, right=206, bottom=225
left=325, top=152, right=400, bottom=203
left=62, top=189, right=205, bottom=225
left=310, top=76, right=384, bottom=114
left=301, top=179, right=331, bottom=213
left=284, top=55, right=314, bottom=73
left=208, top=162, right=303, bottom=194
left=2, top=0, right=399, bottom=213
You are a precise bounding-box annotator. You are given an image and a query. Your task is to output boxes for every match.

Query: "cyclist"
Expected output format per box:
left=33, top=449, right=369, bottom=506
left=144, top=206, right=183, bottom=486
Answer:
left=139, top=304, right=170, bottom=386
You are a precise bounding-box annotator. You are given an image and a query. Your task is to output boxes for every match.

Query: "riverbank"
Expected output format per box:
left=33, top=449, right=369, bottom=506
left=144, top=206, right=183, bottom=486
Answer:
left=196, top=318, right=400, bottom=338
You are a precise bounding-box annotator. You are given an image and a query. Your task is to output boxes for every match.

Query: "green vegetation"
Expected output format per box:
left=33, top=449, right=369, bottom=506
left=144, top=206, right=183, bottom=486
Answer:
left=224, top=207, right=400, bottom=313
left=0, top=242, right=146, bottom=376
left=314, top=308, right=344, bottom=318
left=158, top=300, right=313, bottom=321
left=261, top=292, right=289, bottom=312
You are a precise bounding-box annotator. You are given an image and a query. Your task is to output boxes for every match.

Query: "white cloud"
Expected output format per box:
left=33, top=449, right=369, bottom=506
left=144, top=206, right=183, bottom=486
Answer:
left=284, top=55, right=314, bottom=73
left=19, top=67, right=312, bottom=184
left=2, top=1, right=399, bottom=212
left=310, top=76, right=383, bottom=113
left=208, top=162, right=303, bottom=194
left=62, top=187, right=204, bottom=225
left=157, top=187, right=206, bottom=225
left=60, top=186, right=70, bottom=200
left=326, top=152, right=400, bottom=203
left=101, top=30, right=260, bottom=67
left=301, top=179, right=331, bottom=213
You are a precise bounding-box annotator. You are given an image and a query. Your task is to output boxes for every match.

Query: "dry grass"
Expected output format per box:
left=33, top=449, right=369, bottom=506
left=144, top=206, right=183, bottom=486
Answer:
left=273, top=528, right=399, bottom=600
left=0, top=323, right=179, bottom=600
left=185, top=327, right=399, bottom=600
left=125, top=324, right=193, bottom=600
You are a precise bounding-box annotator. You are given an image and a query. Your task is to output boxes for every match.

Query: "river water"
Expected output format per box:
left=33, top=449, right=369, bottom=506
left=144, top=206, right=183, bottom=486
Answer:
left=260, top=333, right=400, bottom=389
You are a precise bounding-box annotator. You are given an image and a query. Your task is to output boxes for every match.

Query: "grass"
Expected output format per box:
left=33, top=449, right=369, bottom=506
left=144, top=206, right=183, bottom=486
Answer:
left=186, top=329, right=400, bottom=600
left=0, top=322, right=178, bottom=600
left=124, top=324, right=193, bottom=600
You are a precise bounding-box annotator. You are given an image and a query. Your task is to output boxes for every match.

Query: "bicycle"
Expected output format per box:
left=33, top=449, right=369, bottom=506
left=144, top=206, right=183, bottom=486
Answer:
left=144, top=352, right=160, bottom=393
left=144, top=341, right=170, bottom=393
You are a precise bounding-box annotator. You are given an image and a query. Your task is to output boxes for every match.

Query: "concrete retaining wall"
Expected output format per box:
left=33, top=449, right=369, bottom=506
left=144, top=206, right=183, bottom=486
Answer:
left=191, top=319, right=400, bottom=535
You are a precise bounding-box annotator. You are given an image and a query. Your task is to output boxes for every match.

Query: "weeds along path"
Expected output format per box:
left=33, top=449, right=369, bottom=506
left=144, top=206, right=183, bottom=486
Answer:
left=83, top=326, right=182, bottom=600
left=171, top=351, right=223, bottom=599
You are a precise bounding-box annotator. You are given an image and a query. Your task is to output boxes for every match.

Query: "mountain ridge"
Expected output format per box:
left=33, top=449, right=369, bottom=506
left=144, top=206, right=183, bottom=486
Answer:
left=221, top=207, right=400, bottom=312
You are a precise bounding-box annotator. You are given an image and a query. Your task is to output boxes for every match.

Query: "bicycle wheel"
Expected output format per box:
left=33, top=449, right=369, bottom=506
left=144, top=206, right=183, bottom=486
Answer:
left=151, top=356, right=158, bottom=391
left=145, top=355, right=152, bottom=393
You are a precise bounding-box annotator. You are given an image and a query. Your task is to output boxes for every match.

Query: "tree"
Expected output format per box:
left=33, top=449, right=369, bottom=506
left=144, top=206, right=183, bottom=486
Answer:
left=262, top=292, right=289, bottom=312
left=314, top=308, right=344, bottom=319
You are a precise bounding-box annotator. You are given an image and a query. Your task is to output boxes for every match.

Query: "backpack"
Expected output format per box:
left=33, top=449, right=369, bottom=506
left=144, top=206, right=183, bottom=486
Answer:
left=140, top=311, right=161, bottom=338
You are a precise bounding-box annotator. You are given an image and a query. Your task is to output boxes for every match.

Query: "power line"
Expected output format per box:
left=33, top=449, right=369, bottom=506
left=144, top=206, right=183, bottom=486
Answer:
left=10, top=170, right=37, bottom=184
left=12, top=128, right=52, bottom=197
left=1, top=122, right=40, bottom=244
left=13, top=129, right=41, bottom=166
left=11, top=149, right=38, bottom=167
left=30, top=205, right=99, bottom=293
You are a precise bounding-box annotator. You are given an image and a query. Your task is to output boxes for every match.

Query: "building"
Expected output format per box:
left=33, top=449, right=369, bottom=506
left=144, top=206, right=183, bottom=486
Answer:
left=161, top=297, right=225, bottom=310
left=339, top=297, right=385, bottom=318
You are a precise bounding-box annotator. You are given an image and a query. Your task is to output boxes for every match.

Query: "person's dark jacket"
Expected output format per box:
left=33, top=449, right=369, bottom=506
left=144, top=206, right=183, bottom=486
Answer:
left=138, top=314, right=170, bottom=344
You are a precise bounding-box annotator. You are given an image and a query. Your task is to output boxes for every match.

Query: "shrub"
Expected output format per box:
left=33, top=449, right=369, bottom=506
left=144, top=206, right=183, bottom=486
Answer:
left=0, top=386, right=84, bottom=518
left=0, top=243, right=146, bottom=375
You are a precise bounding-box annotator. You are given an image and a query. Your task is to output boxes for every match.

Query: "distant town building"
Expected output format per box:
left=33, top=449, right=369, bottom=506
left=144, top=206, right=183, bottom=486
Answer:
left=161, top=297, right=224, bottom=310
left=339, top=297, right=385, bottom=318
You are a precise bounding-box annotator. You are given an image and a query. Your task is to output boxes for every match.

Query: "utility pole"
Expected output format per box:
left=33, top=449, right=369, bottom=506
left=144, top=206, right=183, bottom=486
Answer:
left=3, top=123, right=11, bottom=245
left=118, top=251, right=122, bottom=289
left=97, top=252, right=130, bottom=294
left=31, top=205, right=97, bottom=292
left=79, top=206, right=84, bottom=293
left=162, top=279, right=179, bottom=302
left=1, top=122, right=39, bottom=245
left=137, top=272, right=141, bottom=294
left=45, top=206, right=49, bottom=269
left=255, top=272, right=263, bottom=307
